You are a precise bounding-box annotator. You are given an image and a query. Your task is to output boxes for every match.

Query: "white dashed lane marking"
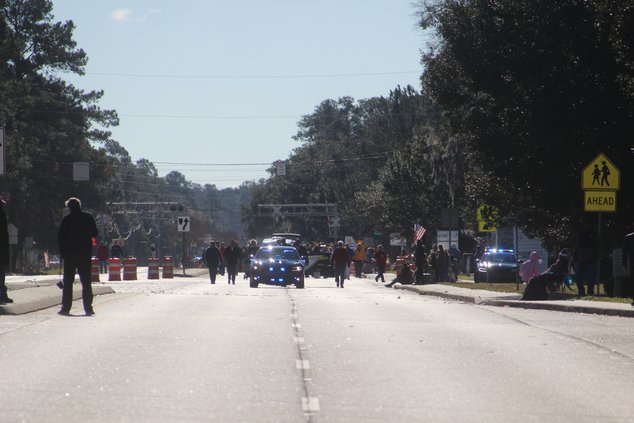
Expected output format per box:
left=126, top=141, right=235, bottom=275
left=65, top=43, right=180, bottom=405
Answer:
left=302, top=397, right=320, bottom=412
left=296, top=360, right=310, bottom=370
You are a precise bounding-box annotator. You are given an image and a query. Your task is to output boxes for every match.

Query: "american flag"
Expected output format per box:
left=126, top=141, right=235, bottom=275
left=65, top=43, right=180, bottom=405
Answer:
left=413, top=224, right=426, bottom=241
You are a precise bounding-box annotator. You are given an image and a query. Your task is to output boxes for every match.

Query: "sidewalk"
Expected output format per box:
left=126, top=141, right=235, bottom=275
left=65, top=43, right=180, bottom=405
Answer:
left=0, top=268, right=209, bottom=315
left=0, top=274, right=115, bottom=315
left=392, top=282, right=634, bottom=318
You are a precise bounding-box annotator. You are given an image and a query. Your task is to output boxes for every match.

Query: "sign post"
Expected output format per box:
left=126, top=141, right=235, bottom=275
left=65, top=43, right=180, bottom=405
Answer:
left=581, top=153, right=620, bottom=292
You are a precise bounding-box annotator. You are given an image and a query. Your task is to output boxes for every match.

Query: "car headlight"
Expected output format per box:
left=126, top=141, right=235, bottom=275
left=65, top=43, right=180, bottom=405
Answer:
left=292, top=265, right=303, bottom=272
left=252, top=265, right=259, bottom=270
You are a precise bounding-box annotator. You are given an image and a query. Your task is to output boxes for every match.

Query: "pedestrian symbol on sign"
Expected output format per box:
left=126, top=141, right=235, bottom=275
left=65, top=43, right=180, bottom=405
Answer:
left=582, top=154, right=619, bottom=191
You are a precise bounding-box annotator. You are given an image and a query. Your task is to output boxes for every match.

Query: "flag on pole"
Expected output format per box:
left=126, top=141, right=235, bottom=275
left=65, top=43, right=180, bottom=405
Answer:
left=413, top=224, right=426, bottom=242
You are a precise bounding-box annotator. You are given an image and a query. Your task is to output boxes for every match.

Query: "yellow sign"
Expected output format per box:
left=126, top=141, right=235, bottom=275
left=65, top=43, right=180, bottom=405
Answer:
left=584, top=191, right=617, bottom=212
left=476, top=204, right=497, bottom=232
left=582, top=153, right=620, bottom=191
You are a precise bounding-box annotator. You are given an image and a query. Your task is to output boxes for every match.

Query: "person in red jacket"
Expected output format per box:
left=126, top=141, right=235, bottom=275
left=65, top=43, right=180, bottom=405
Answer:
left=330, top=241, right=350, bottom=288
left=374, top=245, right=388, bottom=283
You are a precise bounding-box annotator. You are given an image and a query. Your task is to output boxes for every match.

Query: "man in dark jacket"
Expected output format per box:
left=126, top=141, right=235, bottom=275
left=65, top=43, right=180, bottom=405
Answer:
left=204, top=240, right=222, bottom=284
left=330, top=241, right=350, bottom=288
left=58, top=197, right=98, bottom=316
left=0, top=197, right=13, bottom=304
left=224, top=240, right=242, bottom=285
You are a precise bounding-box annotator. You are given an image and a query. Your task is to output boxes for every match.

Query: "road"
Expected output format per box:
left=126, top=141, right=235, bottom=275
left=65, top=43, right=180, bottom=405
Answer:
left=1, top=274, right=634, bottom=422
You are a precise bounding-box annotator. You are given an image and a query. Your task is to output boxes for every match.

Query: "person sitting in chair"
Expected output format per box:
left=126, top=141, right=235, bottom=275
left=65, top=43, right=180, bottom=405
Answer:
left=521, top=249, right=570, bottom=301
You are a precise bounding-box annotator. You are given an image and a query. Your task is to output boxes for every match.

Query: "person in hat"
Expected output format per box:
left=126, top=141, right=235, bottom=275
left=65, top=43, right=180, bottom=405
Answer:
left=57, top=197, right=98, bottom=316
left=0, top=197, right=13, bottom=304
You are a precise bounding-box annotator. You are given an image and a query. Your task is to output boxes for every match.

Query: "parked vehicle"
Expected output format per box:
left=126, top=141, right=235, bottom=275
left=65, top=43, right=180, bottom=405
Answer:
left=474, top=248, right=520, bottom=283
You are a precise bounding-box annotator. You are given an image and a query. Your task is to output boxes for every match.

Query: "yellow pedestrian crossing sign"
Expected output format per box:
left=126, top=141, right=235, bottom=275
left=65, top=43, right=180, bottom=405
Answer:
left=582, top=153, right=620, bottom=191
left=476, top=204, right=497, bottom=232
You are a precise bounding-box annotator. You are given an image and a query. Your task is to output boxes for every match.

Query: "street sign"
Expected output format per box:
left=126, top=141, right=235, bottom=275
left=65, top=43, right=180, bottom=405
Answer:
left=390, top=233, right=407, bottom=247
left=584, top=191, right=617, bottom=212
left=8, top=223, right=17, bottom=245
left=582, top=153, right=620, bottom=191
left=177, top=216, right=191, bottom=232
left=73, top=162, right=89, bottom=181
left=276, top=162, right=286, bottom=176
left=476, top=204, right=497, bottom=232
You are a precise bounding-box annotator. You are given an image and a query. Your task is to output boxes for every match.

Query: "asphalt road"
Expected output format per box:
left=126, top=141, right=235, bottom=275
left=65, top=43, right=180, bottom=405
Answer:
left=1, top=274, right=633, bottom=422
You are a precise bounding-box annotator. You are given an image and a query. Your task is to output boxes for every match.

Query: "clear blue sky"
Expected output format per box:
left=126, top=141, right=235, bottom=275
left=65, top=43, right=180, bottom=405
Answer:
left=52, top=1, right=427, bottom=188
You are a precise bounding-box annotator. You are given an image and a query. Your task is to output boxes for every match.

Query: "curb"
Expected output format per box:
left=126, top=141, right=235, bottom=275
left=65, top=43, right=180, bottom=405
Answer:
left=395, top=285, right=634, bottom=318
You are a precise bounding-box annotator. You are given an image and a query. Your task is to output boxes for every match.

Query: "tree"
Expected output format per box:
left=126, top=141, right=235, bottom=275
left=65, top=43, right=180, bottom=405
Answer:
left=0, top=0, right=119, bottom=256
left=244, top=86, right=440, bottom=241
left=419, top=0, right=634, bottom=245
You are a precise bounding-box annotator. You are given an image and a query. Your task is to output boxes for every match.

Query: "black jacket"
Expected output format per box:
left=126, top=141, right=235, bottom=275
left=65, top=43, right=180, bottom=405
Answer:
left=58, top=210, right=98, bottom=260
left=204, top=246, right=222, bottom=268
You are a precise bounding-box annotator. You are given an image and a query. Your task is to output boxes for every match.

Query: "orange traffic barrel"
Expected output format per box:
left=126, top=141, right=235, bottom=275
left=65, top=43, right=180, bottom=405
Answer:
left=123, top=257, right=138, bottom=281
left=162, top=256, right=174, bottom=279
left=108, top=258, right=121, bottom=281
left=91, top=257, right=100, bottom=282
left=148, top=257, right=160, bottom=280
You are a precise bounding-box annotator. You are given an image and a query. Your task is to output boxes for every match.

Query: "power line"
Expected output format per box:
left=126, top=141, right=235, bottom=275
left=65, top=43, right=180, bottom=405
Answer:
left=65, top=70, right=421, bottom=80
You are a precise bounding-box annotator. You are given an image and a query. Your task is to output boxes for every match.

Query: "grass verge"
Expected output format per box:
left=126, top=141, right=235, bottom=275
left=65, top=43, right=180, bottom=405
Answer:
left=443, top=281, right=632, bottom=304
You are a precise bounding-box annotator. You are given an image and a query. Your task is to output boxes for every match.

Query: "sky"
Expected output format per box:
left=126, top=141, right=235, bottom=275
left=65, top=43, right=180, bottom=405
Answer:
left=51, top=1, right=428, bottom=188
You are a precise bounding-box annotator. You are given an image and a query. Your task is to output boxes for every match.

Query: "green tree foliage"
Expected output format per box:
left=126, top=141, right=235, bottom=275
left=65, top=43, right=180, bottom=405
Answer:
left=0, top=0, right=118, bottom=251
left=419, top=0, right=634, bottom=244
left=245, top=86, right=439, bottom=241
left=358, top=120, right=465, bottom=240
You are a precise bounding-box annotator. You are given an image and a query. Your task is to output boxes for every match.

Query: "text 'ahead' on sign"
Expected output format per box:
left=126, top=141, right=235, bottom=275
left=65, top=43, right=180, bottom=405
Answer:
left=584, top=191, right=616, bottom=212
left=581, top=153, right=620, bottom=191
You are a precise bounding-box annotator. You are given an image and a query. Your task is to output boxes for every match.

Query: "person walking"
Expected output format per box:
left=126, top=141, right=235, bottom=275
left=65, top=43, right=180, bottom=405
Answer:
left=374, top=244, right=388, bottom=283
left=330, top=241, right=350, bottom=288
left=0, top=197, right=13, bottom=304
left=224, top=240, right=242, bottom=284
left=57, top=197, right=98, bottom=316
left=244, top=239, right=259, bottom=279
left=622, top=219, right=634, bottom=306
left=97, top=241, right=109, bottom=273
left=573, top=222, right=599, bottom=296
left=203, top=240, right=222, bottom=284
left=352, top=242, right=366, bottom=278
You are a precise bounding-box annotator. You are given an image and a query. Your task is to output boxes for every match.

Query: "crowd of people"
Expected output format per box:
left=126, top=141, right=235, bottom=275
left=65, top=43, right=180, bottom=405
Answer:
left=1, top=194, right=632, bottom=311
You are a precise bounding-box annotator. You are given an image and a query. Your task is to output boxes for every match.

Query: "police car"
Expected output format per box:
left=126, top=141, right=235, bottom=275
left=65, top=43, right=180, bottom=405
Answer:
left=474, top=248, right=520, bottom=283
left=249, top=246, right=305, bottom=289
